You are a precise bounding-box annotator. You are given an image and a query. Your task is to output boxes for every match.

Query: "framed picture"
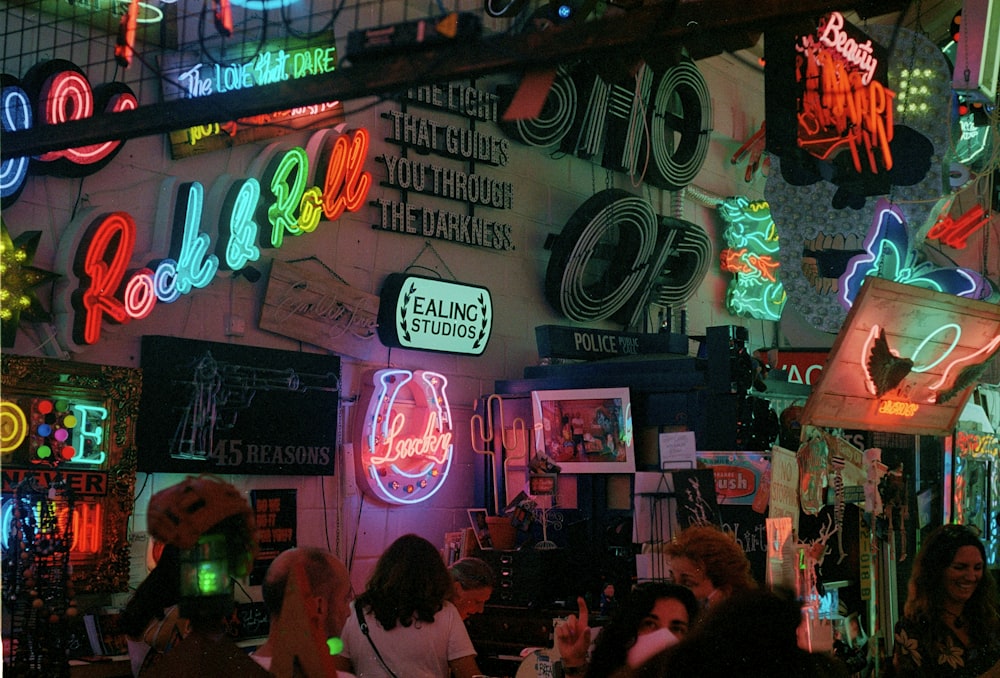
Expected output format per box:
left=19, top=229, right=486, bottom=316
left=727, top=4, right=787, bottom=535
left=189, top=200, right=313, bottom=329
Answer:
left=467, top=508, right=494, bottom=549
left=529, top=473, right=558, bottom=496
left=531, top=387, right=635, bottom=474
left=1, top=355, right=140, bottom=593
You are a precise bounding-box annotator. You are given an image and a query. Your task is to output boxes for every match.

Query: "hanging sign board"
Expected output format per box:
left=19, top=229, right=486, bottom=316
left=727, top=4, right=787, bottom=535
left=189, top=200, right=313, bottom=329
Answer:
left=260, top=259, right=380, bottom=360
left=377, top=273, right=492, bottom=355
left=802, top=277, right=1000, bottom=436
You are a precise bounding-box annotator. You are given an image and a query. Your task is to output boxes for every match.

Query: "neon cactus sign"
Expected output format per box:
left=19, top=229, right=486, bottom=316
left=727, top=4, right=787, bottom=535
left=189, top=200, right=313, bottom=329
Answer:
left=55, top=126, right=371, bottom=346
left=359, top=369, right=454, bottom=505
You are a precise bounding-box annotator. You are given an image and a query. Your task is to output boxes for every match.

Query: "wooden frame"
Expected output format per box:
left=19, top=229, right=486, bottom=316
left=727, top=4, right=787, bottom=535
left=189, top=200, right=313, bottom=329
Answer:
left=531, top=387, right=635, bottom=474
left=1, top=355, right=140, bottom=593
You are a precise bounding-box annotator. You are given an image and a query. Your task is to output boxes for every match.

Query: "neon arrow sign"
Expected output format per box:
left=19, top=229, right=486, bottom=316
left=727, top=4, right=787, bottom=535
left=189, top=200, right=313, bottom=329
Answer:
left=359, top=369, right=454, bottom=505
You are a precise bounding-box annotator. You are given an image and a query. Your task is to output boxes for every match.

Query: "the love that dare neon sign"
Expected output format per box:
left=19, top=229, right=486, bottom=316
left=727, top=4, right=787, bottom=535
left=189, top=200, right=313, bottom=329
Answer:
left=2, top=59, right=138, bottom=207
left=358, top=369, right=454, bottom=505
left=794, top=12, right=895, bottom=174
left=52, top=126, right=371, bottom=347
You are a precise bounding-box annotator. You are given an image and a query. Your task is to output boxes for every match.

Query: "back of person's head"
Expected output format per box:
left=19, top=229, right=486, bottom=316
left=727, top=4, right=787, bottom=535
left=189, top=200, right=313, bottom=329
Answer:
left=449, top=557, right=496, bottom=592
left=587, top=582, right=699, bottom=677
left=359, top=534, right=452, bottom=630
left=665, top=524, right=757, bottom=596
left=122, top=544, right=182, bottom=638
left=633, top=588, right=848, bottom=678
left=904, top=523, right=999, bottom=641
left=262, top=547, right=352, bottom=636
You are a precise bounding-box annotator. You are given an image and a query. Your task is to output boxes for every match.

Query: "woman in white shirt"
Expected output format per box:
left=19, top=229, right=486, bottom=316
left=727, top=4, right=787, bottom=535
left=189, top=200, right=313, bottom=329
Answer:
left=336, top=534, right=481, bottom=678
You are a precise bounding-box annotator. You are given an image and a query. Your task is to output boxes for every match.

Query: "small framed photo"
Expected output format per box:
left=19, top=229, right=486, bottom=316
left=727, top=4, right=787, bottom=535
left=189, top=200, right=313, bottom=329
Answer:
left=531, top=387, right=635, bottom=474
left=529, top=473, right=558, bottom=496
left=467, top=508, right=494, bottom=549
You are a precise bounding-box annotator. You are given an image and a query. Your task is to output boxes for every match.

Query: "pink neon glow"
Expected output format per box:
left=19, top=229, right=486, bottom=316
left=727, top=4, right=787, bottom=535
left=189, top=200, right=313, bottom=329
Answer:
left=123, top=268, right=157, bottom=319
left=925, top=335, right=1000, bottom=398
left=860, top=324, right=884, bottom=396
left=79, top=213, right=136, bottom=344
left=36, top=71, right=137, bottom=164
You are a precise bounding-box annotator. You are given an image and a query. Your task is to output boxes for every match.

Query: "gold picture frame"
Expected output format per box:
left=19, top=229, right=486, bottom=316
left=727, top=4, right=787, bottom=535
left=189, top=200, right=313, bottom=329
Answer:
left=1, top=355, right=140, bottom=593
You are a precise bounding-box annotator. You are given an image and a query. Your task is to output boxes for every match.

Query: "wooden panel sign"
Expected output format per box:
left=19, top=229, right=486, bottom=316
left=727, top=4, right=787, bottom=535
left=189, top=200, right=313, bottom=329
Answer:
left=802, top=277, right=1000, bottom=436
left=260, top=259, right=380, bottom=361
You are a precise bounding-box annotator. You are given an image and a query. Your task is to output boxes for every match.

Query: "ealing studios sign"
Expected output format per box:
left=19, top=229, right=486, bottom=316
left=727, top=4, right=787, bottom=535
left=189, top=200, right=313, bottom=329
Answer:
left=377, top=273, right=492, bottom=355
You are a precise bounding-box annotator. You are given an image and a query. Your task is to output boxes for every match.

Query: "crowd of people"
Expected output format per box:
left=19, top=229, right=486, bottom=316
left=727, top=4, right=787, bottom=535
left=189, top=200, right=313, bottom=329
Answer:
left=121, top=476, right=1000, bottom=678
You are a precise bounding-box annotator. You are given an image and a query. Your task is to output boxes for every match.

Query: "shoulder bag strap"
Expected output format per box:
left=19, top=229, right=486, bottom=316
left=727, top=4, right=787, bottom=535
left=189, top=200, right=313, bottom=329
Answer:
left=356, top=603, right=400, bottom=678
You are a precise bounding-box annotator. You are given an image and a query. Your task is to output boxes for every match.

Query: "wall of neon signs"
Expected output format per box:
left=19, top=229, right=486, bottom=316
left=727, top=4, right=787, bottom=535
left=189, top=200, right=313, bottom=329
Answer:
left=0, top=355, right=139, bottom=593
left=136, top=336, right=339, bottom=475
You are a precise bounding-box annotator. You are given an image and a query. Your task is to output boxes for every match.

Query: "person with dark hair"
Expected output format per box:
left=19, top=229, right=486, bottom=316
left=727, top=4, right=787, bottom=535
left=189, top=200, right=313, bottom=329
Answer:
left=664, top=524, right=757, bottom=612
left=251, top=547, right=354, bottom=675
left=335, top=534, right=481, bottom=678
left=630, top=587, right=849, bottom=678
left=123, top=476, right=267, bottom=677
left=448, top=557, right=495, bottom=621
left=121, top=544, right=187, bottom=676
left=891, top=524, right=1000, bottom=677
left=553, top=583, right=699, bottom=677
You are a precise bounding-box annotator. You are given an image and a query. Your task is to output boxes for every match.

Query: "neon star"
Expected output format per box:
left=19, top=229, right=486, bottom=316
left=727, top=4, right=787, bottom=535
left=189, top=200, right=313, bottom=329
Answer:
left=0, top=220, right=59, bottom=346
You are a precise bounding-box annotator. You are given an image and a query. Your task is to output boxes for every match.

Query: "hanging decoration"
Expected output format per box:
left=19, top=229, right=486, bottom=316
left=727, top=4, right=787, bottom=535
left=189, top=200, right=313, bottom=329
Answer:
left=0, top=223, right=59, bottom=347
left=1, top=475, right=76, bottom=676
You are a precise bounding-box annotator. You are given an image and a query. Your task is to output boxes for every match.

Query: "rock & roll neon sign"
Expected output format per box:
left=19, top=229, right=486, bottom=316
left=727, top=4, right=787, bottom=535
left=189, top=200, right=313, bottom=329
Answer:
left=50, top=126, right=371, bottom=347
left=358, top=369, right=454, bottom=505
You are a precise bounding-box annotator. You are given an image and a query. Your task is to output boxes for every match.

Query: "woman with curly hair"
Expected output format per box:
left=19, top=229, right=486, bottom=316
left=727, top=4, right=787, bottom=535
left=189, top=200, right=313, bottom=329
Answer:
left=892, top=524, right=1000, bottom=677
left=336, top=534, right=481, bottom=677
left=664, top=524, right=757, bottom=612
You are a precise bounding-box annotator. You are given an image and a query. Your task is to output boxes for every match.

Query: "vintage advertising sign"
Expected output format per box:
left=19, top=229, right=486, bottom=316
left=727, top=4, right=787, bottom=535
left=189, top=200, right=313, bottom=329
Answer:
left=357, top=368, right=454, bottom=505
left=802, top=277, right=1000, bottom=436
left=249, top=488, right=297, bottom=585
left=696, top=452, right=769, bottom=505
left=136, top=336, right=339, bottom=475
left=377, top=273, right=492, bottom=355
left=260, top=259, right=379, bottom=360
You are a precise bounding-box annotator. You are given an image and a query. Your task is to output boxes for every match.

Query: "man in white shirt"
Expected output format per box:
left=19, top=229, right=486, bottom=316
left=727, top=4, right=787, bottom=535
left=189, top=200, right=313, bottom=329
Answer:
left=251, top=547, right=355, bottom=677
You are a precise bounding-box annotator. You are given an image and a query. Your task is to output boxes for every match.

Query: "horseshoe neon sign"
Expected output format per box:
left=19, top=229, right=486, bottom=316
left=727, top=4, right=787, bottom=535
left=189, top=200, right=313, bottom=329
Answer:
left=359, top=369, right=454, bottom=505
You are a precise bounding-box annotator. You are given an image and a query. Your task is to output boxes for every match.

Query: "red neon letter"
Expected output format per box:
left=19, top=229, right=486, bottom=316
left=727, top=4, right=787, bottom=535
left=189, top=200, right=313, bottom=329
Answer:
left=321, top=128, right=372, bottom=221
left=76, top=212, right=136, bottom=345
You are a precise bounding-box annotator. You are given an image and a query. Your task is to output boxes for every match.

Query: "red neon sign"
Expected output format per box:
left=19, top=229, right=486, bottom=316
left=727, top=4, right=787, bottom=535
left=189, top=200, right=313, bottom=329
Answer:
left=796, top=12, right=895, bottom=173
left=65, top=127, right=371, bottom=345
left=359, top=369, right=454, bottom=505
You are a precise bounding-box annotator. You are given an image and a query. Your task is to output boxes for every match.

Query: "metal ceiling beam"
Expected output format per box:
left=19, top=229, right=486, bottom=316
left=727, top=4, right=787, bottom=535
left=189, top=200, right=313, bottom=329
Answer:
left=2, top=0, right=908, bottom=159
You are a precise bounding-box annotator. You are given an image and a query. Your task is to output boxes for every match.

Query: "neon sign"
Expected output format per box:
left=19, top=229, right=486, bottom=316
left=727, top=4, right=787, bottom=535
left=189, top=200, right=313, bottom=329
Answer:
left=0, top=497, right=102, bottom=555
left=54, top=126, right=371, bottom=346
left=718, top=197, right=787, bottom=321
left=1, top=397, right=108, bottom=465
left=795, top=12, right=895, bottom=173
left=161, top=45, right=342, bottom=157
left=926, top=205, right=990, bottom=250
left=1, top=61, right=138, bottom=207
left=838, top=198, right=994, bottom=311
left=359, top=369, right=454, bottom=505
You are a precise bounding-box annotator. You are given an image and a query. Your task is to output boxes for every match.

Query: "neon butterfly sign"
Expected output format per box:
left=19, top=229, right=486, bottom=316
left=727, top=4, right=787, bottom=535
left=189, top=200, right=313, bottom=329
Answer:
left=838, top=198, right=994, bottom=312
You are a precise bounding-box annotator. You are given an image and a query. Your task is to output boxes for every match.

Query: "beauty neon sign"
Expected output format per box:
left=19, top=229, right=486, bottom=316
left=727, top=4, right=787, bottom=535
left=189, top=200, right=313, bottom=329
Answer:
left=795, top=12, right=895, bottom=173
left=359, top=369, right=454, bottom=505
left=55, top=126, right=371, bottom=346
